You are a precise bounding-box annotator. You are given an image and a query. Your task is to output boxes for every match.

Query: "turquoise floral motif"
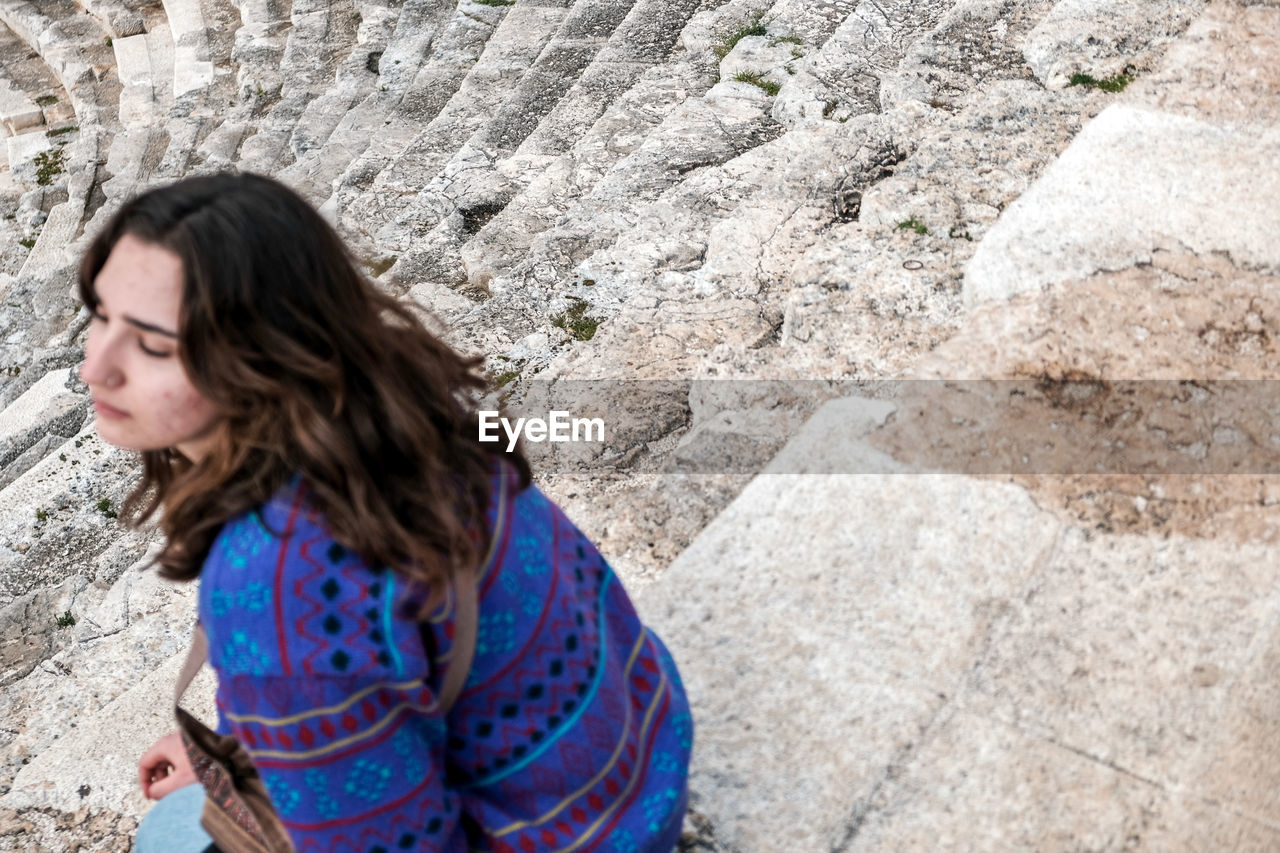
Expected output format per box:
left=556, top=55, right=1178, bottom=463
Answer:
left=610, top=828, right=637, bottom=853
left=392, top=727, right=424, bottom=782
left=476, top=611, right=516, bottom=657
left=652, top=750, right=679, bottom=774
left=264, top=774, right=300, bottom=816
left=343, top=759, right=391, bottom=802
left=304, top=769, right=340, bottom=819
left=209, top=589, right=233, bottom=617
left=219, top=513, right=274, bottom=570
left=672, top=712, right=693, bottom=751
left=238, top=582, right=272, bottom=611
left=220, top=630, right=272, bottom=676
left=209, top=583, right=272, bottom=618
left=642, top=788, right=678, bottom=833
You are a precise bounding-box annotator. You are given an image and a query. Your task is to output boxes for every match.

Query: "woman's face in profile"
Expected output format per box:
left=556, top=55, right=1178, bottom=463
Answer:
left=80, top=234, right=221, bottom=461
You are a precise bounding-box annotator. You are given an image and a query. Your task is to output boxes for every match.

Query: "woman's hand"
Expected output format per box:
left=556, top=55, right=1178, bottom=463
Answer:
left=138, top=731, right=197, bottom=800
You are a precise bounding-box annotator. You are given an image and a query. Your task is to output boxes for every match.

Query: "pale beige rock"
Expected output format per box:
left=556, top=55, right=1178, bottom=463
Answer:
left=965, top=104, right=1280, bottom=306
left=637, top=398, right=1063, bottom=850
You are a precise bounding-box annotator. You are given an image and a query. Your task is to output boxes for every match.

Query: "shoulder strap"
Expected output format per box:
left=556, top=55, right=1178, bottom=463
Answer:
left=175, top=623, right=209, bottom=708
left=435, top=466, right=509, bottom=715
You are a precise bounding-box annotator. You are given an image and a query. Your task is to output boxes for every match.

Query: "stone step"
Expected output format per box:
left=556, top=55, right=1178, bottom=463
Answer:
left=160, top=0, right=214, bottom=98
left=0, top=368, right=86, bottom=485
left=0, top=415, right=136, bottom=607
left=236, top=0, right=365, bottom=173
left=0, top=0, right=116, bottom=360
left=70, top=0, right=144, bottom=39
left=637, top=389, right=1280, bottom=849
left=341, top=0, right=565, bottom=241
left=323, top=4, right=509, bottom=224
left=371, top=0, right=651, bottom=251
left=0, top=79, right=41, bottom=136
left=276, top=0, right=448, bottom=203
left=459, top=0, right=816, bottom=293
left=193, top=0, right=291, bottom=168
left=503, top=0, right=706, bottom=163
left=0, top=555, right=215, bottom=816
left=99, top=24, right=175, bottom=204
left=462, top=0, right=1081, bottom=384
left=0, top=0, right=118, bottom=125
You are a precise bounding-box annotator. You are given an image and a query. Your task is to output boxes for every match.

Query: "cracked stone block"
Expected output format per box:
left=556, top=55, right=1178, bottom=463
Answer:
left=636, top=398, right=1062, bottom=850
left=965, top=104, right=1280, bottom=306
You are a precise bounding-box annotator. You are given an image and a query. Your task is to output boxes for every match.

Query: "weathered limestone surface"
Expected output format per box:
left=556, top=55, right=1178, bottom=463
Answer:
left=0, top=0, right=1276, bottom=848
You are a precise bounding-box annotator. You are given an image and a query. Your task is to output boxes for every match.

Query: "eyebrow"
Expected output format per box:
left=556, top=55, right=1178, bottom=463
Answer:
left=91, top=299, right=179, bottom=337
left=123, top=315, right=178, bottom=338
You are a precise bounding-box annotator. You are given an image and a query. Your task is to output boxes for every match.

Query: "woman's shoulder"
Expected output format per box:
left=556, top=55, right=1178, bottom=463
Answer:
left=200, top=478, right=435, bottom=682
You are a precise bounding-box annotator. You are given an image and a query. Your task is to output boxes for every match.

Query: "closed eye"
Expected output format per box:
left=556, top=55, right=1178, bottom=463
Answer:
left=138, top=340, right=173, bottom=358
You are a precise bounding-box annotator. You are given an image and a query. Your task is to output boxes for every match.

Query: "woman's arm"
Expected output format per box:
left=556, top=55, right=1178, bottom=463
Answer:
left=217, top=670, right=463, bottom=852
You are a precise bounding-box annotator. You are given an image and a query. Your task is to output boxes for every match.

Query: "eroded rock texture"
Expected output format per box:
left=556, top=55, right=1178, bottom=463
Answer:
left=0, top=0, right=1274, bottom=848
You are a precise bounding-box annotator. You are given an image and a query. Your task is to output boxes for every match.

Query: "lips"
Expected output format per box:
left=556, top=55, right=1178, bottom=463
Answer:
left=93, top=398, right=129, bottom=419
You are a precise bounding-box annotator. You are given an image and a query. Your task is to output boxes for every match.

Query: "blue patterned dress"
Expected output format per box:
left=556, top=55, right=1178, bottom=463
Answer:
left=198, top=464, right=692, bottom=853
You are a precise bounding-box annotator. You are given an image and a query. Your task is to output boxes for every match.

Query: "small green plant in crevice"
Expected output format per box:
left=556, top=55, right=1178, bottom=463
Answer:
left=822, top=99, right=839, bottom=119
left=733, top=71, right=780, bottom=96
left=365, top=255, right=397, bottom=277
left=35, top=94, right=58, bottom=107
left=56, top=610, right=76, bottom=628
left=713, top=15, right=767, bottom=60
left=473, top=0, right=514, bottom=6
left=551, top=298, right=600, bottom=342
left=18, top=238, right=34, bottom=249
left=95, top=498, right=117, bottom=519
left=1068, top=71, right=1132, bottom=93
left=771, top=34, right=803, bottom=46
left=47, top=125, right=77, bottom=137
left=105, top=36, right=112, bottom=46
left=34, top=147, right=67, bottom=186
left=490, top=368, right=521, bottom=388
left=897, top=218, right=928, bottom=235
left=35, top=508, right=48, bottom=523
left=948, top=225, right=972, bottom=241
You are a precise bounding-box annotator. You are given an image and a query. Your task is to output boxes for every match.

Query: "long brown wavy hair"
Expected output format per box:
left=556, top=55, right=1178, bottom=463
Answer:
left=78, top=172, right=530, bottom=589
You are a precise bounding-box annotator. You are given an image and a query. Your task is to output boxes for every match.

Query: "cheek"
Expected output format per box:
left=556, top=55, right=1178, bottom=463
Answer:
left=154, top=384, right=220, bottom=435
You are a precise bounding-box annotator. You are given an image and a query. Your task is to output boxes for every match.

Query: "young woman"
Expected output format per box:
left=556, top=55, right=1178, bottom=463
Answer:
left=78, top=173, right=692, bottom=852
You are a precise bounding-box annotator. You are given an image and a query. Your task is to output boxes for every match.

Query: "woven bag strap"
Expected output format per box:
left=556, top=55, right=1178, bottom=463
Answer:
left=436, top=466, right=509, bottom=714
left=175, top=623, right=209, bottom=707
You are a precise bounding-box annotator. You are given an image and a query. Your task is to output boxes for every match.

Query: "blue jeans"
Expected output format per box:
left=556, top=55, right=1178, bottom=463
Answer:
left=134, top=783, right=215, bottom=853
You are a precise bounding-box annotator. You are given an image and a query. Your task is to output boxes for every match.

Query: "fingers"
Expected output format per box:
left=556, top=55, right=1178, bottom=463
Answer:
left=147, top=765, right=197, bottom=800
left=137, top=731, right=192, bottom=800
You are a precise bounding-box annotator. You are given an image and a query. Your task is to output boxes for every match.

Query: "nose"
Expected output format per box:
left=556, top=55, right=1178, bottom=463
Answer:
left=80, top=322, right=122, bottom=389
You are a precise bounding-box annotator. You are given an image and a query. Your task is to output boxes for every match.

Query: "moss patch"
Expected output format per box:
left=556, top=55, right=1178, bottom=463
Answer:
left=35, top=94, right=58, bottom=107
left=34, top=147, right=68, bottom=186
left=733, top=71, right=780, bottom=96
left=713, top=15, right=767, bottom=60
left=551, top=298, right=600, bottom=342
left=1068, top=72, right=1133, bottom=93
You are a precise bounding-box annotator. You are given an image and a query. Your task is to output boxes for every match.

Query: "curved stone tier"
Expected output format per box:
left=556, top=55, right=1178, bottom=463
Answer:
left=2, top=0, right=1277, bottom=849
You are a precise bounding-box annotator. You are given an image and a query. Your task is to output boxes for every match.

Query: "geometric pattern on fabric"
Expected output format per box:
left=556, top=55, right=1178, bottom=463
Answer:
left=199, top=463, right=692, bottom=852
